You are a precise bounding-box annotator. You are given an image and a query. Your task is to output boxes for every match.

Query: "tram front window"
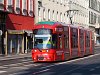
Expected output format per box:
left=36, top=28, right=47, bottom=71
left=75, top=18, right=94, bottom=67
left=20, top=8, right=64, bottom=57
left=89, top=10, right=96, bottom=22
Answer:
left=34, top=35, right=52, bottom=49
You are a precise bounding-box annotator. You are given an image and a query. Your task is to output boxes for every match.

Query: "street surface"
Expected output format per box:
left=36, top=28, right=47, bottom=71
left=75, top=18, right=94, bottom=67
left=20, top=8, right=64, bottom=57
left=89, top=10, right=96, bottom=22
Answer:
left=0, top=47, right=100, bottom=75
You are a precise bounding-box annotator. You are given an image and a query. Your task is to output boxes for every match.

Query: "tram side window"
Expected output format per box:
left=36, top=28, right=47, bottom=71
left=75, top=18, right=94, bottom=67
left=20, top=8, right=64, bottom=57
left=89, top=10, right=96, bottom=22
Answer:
left=80, top=30, right=84, bottom=48
left=72, top=29, right=78, bottom=48
left=86, top=35, right=90, bottom=47
left=52, top=34, right=57, bottom=49
left=64, top=35, right=69, bottom=49
left=58, top=34, right=63, bottom=49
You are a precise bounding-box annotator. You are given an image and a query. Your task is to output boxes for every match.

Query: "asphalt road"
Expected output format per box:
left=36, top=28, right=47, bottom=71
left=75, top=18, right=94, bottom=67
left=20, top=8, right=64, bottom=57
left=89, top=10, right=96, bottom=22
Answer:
left=0, top=47, right=100, bottom=75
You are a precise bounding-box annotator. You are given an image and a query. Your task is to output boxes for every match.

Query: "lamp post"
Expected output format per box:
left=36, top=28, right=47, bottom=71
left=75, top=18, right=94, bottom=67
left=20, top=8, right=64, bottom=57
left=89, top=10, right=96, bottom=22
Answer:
left=66, top=10, right=79, bottom=24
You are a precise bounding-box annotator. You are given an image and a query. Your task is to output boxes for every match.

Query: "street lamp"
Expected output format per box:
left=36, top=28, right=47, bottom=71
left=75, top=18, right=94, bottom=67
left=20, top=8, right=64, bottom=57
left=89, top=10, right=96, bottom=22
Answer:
left=66, top=10, right=79, bottom=24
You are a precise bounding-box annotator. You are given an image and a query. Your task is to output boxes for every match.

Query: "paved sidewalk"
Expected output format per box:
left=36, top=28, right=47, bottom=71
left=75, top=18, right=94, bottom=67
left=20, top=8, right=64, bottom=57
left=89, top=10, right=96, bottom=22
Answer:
left=0, top=53, right=32, bottom=61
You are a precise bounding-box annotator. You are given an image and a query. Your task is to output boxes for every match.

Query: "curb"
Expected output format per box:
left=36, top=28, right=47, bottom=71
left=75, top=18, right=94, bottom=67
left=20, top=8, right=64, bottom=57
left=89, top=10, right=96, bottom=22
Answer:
left=0, top=53, right=32, bottom=61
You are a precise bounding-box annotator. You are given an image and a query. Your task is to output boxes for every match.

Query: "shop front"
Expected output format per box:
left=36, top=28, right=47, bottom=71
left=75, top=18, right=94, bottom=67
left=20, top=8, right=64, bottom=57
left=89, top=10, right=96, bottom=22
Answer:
left=7, top=30, right=34, bottom=54
left=4, top=13, right=34, bottom=55
left=7, top=30, right=24, bottom=54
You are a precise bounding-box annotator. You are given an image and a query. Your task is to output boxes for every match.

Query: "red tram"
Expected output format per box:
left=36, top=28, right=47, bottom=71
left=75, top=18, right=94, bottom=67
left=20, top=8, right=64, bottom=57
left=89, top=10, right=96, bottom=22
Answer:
left=32, top=21, right=94, bottom=62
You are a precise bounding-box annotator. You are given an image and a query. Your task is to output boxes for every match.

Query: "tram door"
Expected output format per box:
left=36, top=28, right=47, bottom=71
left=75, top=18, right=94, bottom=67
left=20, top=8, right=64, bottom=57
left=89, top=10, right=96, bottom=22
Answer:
left=85, top=31, right=90, bottom=55
left=63, top=31, right=70, bottom=60
left=80, top=29, right=84, bottom=56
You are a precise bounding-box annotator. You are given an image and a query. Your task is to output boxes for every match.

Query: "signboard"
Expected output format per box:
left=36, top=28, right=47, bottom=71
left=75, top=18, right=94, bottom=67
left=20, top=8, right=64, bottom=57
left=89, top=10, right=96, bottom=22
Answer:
left=8, top=30, right=24, bottom=34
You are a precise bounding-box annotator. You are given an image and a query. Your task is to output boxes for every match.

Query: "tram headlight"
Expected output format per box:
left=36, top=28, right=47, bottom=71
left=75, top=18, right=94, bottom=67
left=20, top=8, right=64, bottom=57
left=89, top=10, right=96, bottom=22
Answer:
left=34, top=50, right=37, bottom=52
left=46, top=50, right=49, bottom=52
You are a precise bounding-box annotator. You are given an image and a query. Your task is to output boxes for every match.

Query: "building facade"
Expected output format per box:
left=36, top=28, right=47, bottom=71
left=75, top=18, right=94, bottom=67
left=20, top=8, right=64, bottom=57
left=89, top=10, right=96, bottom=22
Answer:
left=34, top=0, right=89, bottom=28
left=35, top=0, right=100, bottom=45
left=0, top=0, right=34, bottom=55
left=89, top=0, right=100, bottom=45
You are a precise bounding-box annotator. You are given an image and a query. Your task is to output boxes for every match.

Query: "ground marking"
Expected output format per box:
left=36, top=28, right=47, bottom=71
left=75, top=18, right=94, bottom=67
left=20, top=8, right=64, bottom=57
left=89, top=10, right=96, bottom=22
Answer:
left=0, top=71, right=7, bottom=73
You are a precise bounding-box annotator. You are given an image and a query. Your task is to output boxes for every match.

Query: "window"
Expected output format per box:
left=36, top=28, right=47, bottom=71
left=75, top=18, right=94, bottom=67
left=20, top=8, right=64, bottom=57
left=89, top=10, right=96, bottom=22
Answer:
left=64, top=33, right=69, bottom=49
left=16, top=0, right=20, bottom=8
left=80, top=30, right=84, bottom=49
left=71, top=28, right=78, bottom=48
left=52, top=10, right=55, bottom=21
left=22, top=0, right=27, bottom=9
left=60, top=13, right=63, bottom=22
left=60, top=0, right=63, bottom=4
left=52, top=34, right=57, bottom=49
left=86, top=32, right=90, bottom=47
left=29, top=0, right=33, bottom=11
left=64, top=13, right=65, bottom=23
left=48, top=9, right=50, bottom=21
left=0, top=0, right=4, bottom=3
left=8, top=0, right=13, bottom=5
left=57, top=0, right=59, bottom=3
left=38, top=8, right=41, bottom=22
left=59, top=34, right=63, bottom=49
left=57, top=11, right=58, bottom=21
left=43, top=9, right=46, bottom=20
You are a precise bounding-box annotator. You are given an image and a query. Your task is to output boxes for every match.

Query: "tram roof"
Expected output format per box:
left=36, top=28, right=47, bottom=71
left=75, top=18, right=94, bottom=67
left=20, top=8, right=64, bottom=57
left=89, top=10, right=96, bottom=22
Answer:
left=36, top=21, right=76, bottom=27
left=36, top=21, right=55, bottom=25
left=36, top=21, right=90, bottom=31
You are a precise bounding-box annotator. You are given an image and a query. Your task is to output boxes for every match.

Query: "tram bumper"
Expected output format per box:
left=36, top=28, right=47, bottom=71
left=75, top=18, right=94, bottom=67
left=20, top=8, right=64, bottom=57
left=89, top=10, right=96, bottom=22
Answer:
left=33, top=53, right=55, bottom=62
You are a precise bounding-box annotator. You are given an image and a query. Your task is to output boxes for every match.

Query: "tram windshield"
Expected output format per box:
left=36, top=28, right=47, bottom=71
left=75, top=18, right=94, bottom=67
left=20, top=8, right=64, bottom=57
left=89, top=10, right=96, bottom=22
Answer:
left=34, top=28, right=57, bottom=49
left=34, top=35, right=52, bottom=49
